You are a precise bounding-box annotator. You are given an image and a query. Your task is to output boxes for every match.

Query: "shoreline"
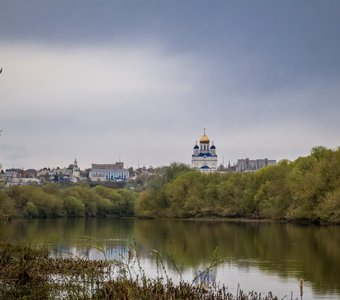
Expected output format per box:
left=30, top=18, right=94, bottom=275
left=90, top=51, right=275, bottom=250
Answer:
left=4, top=215, right=338, bottom=226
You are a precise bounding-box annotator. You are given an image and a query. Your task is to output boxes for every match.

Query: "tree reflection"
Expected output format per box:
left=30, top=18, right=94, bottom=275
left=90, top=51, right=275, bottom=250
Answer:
left=3, top=219, right=340, bottom=296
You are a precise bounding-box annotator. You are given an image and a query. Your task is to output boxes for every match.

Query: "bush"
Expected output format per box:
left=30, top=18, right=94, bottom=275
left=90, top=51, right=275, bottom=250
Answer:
left=25, top=201, right=39, bottom=218
left=64, top=196, right=85, bottom=217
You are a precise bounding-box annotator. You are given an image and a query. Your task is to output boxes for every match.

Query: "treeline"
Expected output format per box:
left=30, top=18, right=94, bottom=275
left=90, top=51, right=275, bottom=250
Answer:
left=136, top=146, right=340, bottom=224
left=1, top=146, right=340, bottom=223
left=0, top=184, right=136, bottom=218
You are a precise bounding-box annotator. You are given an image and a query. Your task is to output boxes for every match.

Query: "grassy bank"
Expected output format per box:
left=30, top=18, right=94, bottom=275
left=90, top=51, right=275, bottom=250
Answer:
left=0, top=241, right=279, bottom=300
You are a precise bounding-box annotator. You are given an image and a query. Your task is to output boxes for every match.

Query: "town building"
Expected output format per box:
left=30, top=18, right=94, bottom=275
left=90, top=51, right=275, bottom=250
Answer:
left=191, top=130, right=218, bottom=172
left=6, top=177, right=40, bottom=186
left=89, top=162, right=129, bottom=182
left=69, top=159, right=80, bottom=178
left=236, top=158, right=276, bottom=172
left=23, top=169, right=38, bottom=178
left=37, top=159, right=81, bottom=182
left=1, top=168, right=23, bottom=179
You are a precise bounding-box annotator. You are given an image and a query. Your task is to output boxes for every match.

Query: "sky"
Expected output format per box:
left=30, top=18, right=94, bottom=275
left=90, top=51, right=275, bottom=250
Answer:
left=1, top=0, right=340, bottom=170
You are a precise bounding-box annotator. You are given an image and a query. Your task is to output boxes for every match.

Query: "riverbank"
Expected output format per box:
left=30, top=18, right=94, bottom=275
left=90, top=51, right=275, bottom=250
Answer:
left=3, top=214, right=338, bottom=227
left=181, top=216, right=336, bottom=225
left=0, top=241, right=279, bottom=300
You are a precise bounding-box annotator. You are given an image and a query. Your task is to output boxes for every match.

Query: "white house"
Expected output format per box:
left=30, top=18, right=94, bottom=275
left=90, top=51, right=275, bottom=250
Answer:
left=89, top=163, right=129, bottom=182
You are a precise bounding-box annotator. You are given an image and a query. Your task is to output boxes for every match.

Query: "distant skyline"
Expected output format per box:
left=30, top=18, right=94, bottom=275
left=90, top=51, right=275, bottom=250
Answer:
left=1, top=1, right=340, bottom=170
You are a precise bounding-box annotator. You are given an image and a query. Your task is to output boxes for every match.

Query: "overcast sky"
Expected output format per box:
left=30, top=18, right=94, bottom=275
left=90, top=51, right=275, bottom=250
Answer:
left=1, top=0, right=340, bottom=170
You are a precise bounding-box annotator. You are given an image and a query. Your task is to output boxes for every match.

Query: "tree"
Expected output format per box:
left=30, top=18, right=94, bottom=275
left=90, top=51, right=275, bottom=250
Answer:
left=25, top=201, right=39, bottom=218
left=217, top=173, right=247, bottom=217
left=317, top=187, right=340, bottom=224
left=0, top=190, right=15, bottom=218
left=64, top=196, right=85, bottom=217
left=96, top=198, right=112, bottom=216
left=116, top=189, right=136, bottom=216
left=286, top=155, right=321, bottom=220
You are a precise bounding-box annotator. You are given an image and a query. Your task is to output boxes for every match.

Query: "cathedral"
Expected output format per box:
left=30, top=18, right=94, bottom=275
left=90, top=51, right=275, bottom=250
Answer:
left=191, top=130, right=218, bottom=172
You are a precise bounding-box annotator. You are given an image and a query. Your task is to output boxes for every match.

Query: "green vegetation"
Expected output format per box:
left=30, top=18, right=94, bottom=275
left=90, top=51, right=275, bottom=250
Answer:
left=0, top=184, right=136, bottom=219
left=0, top=241, right=280, bottom=300
left=1, top=146, right=340, bottom=224
left=136, top=147, right=340, bottom=224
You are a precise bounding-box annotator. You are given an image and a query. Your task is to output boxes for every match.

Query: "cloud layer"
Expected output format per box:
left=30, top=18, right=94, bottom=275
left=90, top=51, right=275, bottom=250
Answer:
left=1, top=1, right=340, bottom=169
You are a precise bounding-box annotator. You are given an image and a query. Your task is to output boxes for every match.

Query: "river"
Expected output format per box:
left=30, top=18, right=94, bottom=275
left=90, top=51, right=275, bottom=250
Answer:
left=1, top=218, right=339, bottom=299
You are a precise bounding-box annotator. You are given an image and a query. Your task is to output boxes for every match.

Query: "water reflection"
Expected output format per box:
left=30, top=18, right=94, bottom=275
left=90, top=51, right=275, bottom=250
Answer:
left=2, top=218, right=340, bottom=299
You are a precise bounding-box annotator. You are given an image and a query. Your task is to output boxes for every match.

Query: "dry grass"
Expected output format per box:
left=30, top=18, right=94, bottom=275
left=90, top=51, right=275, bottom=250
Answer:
left=0, top=241, right=279, bottom=300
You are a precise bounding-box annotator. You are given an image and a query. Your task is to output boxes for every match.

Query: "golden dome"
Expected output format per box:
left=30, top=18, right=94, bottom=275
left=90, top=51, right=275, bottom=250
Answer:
left=200, top=134, right=210, bottom=143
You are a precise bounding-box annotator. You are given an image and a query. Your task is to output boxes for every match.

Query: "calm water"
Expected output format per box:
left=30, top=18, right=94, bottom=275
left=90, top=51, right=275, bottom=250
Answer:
left=1, top=218, right=339, bottom=299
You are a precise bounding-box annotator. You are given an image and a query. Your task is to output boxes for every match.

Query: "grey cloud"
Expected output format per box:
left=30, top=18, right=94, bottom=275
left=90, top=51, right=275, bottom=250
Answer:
left=1, top=1, right=340, bottom=169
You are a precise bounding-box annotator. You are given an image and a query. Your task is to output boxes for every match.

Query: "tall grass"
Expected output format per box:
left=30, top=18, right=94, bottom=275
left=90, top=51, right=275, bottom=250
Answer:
left=0, top=241, right=280, bottom=300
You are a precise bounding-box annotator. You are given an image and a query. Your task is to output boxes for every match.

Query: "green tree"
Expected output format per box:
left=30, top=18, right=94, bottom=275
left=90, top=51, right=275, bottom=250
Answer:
left=0, top=190, right=15, bottom=218
left=164, top=171, right=205, bottom=217
left=64, top=196, right=85, bottom=217
left=286, top=155, right=321, bottom=220
left=318, top=187, right=340, bottom=223
left=116, top=189, right=136, bottom=216
left=253, top=161, right=292, bottom=219
left=25, top=201, right=39, bottom=218
left=217, top=173, right=246, bottom=217
left=63, top=186, right=99, bottom=216
left=96, top=198, right=112, bottom=216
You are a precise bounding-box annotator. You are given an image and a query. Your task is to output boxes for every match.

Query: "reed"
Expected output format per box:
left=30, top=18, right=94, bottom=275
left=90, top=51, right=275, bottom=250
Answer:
left=0, top=241, right=280, bottom=300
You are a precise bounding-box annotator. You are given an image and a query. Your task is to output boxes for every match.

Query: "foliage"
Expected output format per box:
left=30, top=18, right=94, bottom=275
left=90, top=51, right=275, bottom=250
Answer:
left=0, top=190, right=15, bottom=218
left=2, top=147, right=340, bottom=223
left=64, top=196, right=85, bottom=217
left=136, top=147, right=340, bottom=224
left=25, top=201, right=39, bottom=218
left=4, top=184, right=137, bottom=219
